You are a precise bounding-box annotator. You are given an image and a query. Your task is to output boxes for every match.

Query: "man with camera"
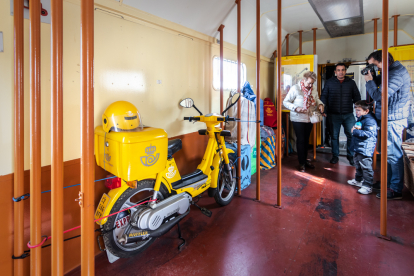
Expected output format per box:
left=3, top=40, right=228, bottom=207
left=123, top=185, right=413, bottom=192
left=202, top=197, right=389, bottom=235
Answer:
left=321, top=63, right=361, bottom=165
left=364, top=50, right=411, bottom=200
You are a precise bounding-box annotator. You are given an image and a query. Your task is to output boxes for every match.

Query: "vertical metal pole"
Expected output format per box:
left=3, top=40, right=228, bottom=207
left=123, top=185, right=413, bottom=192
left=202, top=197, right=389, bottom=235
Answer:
left=256, top=0, right=261, bottom=201
left=313, top=28, right=317, bottom=160
left=30, top=0, right=42, bottom=274
left=81, top=0, right=95, bottom=274
left=393, top=15, right=399, bottom=47
left=236, top=0, right=241, bottom=195
left=373, top=18, right=379, bottom=50
left=298, top=30, right=303, bottom=55
left=285, top=34, right=289, bottom=56
left=218, top=24, right=225, bottom=128
left=51, top=0, right=64, bottom=274
left=13, top=0, right=24, bottom=275
left=380, top=0, right=389, bottom=238
left=371, top=18, right=379, bottom=168
left=276, top=0, right=282, bottom=207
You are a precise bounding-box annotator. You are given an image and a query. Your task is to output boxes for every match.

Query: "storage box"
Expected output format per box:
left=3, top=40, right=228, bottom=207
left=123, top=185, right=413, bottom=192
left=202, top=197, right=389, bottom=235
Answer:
left=403, top=144, right=414, bottom=197
left=94, top=126, right=168, bottom=181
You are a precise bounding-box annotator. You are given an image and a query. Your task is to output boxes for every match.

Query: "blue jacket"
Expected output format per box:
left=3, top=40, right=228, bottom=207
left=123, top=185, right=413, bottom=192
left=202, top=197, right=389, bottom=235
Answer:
left=351, top=113, right=378, bottom=157
left=366, top=61, right=411, bottom=121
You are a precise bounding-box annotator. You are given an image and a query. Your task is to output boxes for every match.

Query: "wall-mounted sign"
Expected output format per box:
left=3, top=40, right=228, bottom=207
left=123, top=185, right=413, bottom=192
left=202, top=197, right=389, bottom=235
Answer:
left=346, top=72, right=355, bottom=80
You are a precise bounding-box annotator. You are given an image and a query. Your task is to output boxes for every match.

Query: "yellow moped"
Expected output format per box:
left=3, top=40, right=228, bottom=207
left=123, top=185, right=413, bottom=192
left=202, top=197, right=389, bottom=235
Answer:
left=94, top=94, right=240, bottom=259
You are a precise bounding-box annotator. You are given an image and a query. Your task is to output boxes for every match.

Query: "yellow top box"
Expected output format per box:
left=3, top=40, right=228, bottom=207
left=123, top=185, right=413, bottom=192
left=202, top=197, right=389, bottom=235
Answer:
left=94, top=126, right=168, bottom=181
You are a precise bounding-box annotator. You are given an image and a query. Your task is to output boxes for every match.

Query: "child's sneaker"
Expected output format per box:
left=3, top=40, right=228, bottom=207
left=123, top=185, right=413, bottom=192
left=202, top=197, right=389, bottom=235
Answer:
left=358, top=186, right=372, bottom=195
left=347, top=179, right=363, bottom=187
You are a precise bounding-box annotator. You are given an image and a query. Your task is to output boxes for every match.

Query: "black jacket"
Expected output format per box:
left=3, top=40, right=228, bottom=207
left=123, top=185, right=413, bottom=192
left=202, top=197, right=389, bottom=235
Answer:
left=351, top=113, right=378, bottom=157
left=321, top=76, right=361, bottom=114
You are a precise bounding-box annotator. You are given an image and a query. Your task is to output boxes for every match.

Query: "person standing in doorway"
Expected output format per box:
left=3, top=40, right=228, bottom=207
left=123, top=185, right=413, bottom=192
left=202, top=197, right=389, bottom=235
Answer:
left=321, top=63, right=361, bottom=165
left=365, top=50, right=411, bottom=200
left=283, top=71, right=324, bottom=172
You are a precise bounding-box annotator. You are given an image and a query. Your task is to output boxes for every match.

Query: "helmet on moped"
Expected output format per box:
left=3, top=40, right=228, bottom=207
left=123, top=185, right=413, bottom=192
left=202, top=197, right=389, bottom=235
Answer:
left=102, top=101, right=142, bottom=133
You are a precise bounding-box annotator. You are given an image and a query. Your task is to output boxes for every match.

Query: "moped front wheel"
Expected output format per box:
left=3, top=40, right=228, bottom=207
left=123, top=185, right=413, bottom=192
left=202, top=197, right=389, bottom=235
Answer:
left=214, top=159, right=237, bottom=206
left=102, top=180, right=168, bottom=258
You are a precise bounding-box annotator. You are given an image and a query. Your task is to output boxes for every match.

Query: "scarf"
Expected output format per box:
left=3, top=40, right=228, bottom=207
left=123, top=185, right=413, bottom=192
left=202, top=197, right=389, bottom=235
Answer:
left=300, top=80, right=315, bottom=110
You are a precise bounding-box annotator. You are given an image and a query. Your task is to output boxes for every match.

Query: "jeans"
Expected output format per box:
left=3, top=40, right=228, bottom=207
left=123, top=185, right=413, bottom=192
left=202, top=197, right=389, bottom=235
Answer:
left=292, top=122, right=313, bottom=165
left=386, top=119, right=407, bottom=193
left=329, top=113, right=356, bottom=158
left=354, top=153, right=374, bottom=187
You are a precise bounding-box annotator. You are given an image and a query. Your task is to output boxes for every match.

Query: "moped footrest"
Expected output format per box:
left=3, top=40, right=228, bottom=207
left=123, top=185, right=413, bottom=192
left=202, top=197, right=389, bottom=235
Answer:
left=200, top=207, right=212, bottom=217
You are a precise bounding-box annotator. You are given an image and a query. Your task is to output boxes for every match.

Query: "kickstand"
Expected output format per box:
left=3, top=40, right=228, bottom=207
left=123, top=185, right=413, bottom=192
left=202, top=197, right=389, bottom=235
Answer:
left=177, top=223, right=186, bottom=251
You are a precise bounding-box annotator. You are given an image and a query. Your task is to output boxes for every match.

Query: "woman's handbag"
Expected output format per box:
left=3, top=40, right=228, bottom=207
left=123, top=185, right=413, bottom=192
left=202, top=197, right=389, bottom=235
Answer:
left=309, top=110, right=323, bottom=124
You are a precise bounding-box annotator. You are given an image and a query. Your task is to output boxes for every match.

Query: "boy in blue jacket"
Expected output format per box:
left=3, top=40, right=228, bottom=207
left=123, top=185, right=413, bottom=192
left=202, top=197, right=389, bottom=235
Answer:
left=347, top=100, right=378, bottom=194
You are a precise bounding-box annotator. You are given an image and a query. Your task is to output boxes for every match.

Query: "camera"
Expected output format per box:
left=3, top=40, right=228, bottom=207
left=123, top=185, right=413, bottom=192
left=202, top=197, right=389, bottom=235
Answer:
left=361, top=64, right=376, bottom=76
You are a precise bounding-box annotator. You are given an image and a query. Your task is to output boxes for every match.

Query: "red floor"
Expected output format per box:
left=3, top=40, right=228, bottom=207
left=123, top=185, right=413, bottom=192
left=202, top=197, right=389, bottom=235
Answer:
left=67, top=153, right=414, bottom=276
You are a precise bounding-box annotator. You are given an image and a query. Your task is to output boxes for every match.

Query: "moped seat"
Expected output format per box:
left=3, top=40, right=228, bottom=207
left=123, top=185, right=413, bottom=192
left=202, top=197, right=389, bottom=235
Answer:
left=168, top=139, right=182, bottom=158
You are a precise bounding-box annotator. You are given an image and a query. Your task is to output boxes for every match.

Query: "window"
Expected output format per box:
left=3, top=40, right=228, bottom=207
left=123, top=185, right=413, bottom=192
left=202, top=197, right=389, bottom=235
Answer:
left=213, top=57, right=246, bottom=91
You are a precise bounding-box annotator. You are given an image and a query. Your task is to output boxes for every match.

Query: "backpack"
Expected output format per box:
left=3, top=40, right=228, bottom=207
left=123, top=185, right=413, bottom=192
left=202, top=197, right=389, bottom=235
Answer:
left=264, top=98, right=277, bottom=127
left=241, top=82, right=264, bottom=127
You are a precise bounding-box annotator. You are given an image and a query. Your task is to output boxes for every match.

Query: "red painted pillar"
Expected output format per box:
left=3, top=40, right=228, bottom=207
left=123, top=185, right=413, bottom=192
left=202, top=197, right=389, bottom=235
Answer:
left=285, top=34, right=289, bottom=56
left=276, top=0, right=282, bottom=207
left=380, top=0, right=389, bottom=238
left=51, top=0, right=64, bottom=274
left=29, top=0, right=42, bottom=274
left=13, top=0, right=25, bottom=274
left=81, top=0, right=95, bottom=274
left=256, top=0, right=261, bottom=201
left=298, top=30, right=303, bottom=54
left=393, top=15, right=399, bottom=47
left=218, top=24, right=225, bottom=124
left=236, top=0, right=242, bottom=195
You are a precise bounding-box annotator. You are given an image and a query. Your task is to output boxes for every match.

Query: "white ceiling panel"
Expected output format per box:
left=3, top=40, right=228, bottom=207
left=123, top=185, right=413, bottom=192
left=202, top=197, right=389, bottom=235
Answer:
left=119, top=0, right=414, bottom=58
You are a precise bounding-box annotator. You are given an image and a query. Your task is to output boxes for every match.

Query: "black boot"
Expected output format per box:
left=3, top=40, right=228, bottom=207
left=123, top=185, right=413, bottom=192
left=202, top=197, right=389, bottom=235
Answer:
left=330, top=156, right=339, bottom=164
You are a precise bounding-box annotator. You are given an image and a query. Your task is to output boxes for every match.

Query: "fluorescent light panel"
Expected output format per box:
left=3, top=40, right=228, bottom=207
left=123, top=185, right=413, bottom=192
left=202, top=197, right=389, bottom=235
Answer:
left=308, top=0, right=364, bottom=38
left=310, top=0, right=361, bottom=22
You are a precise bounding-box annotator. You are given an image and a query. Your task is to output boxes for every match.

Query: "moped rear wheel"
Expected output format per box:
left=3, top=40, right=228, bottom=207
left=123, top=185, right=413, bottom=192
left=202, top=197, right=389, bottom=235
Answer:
left=102, top=180, right=168, bottom=258
left=214, top=159, right=237, bottom=206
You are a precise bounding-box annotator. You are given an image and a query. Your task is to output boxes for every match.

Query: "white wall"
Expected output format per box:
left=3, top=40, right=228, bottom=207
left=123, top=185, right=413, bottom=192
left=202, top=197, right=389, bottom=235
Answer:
left=0, top=0, right=273, bottom=176
left=296, top=30, right=414, bottom=63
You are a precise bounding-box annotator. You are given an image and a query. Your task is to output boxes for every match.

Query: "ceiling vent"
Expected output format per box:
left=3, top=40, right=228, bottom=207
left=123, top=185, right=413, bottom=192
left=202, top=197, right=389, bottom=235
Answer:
left=308, top=0, right=364, bottom=37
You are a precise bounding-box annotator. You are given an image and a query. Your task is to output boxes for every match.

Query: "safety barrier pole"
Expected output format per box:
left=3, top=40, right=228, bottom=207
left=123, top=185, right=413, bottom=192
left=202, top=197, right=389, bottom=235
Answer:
left=298, top=30, right=303, bottom=55
left=29, top=0, right=42, bottom=274
left=373, top=18, right=379, bottom=50
left=13, top=0, right=25, bottom=274
left=393, top=15, right=399, bottom=47
left=218, top=24, right=225, bottom=128
left=372, top=18, right=379, bottom=170
left=236, top=0, right=241, bottom=195
left=380, top=0, right=389, bottom=238
left=81, top=0, right=95, bottom=274
left=285, top=34, right=289, bottom=56
left=51, top=0, right=64, bottom=274
left=256, top=0, right=261, bottom=201
left=276, top=0, right=282, bottom=207
left=313, top=28, right=318, bottom=160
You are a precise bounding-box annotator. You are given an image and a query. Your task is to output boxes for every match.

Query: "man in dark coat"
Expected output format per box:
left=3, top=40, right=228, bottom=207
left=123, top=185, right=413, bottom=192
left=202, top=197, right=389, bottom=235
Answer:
left=365, top=50, right=411, bottom=200
left=321, top=63, right=361, bottom=165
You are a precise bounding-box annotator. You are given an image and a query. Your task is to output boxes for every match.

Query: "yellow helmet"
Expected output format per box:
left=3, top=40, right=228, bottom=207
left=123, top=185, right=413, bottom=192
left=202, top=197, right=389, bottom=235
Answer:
left=102, top=101, right=141, bottom=133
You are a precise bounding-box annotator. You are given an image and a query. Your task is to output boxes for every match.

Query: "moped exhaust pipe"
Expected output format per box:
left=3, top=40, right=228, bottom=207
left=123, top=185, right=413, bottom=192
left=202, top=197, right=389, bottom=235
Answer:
left=118, top=210, right=189, bottom=245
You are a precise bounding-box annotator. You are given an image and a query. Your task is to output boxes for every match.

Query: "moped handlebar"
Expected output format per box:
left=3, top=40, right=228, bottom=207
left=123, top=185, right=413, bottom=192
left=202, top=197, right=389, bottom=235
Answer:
left=183, top=116, right=200, bottom=122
